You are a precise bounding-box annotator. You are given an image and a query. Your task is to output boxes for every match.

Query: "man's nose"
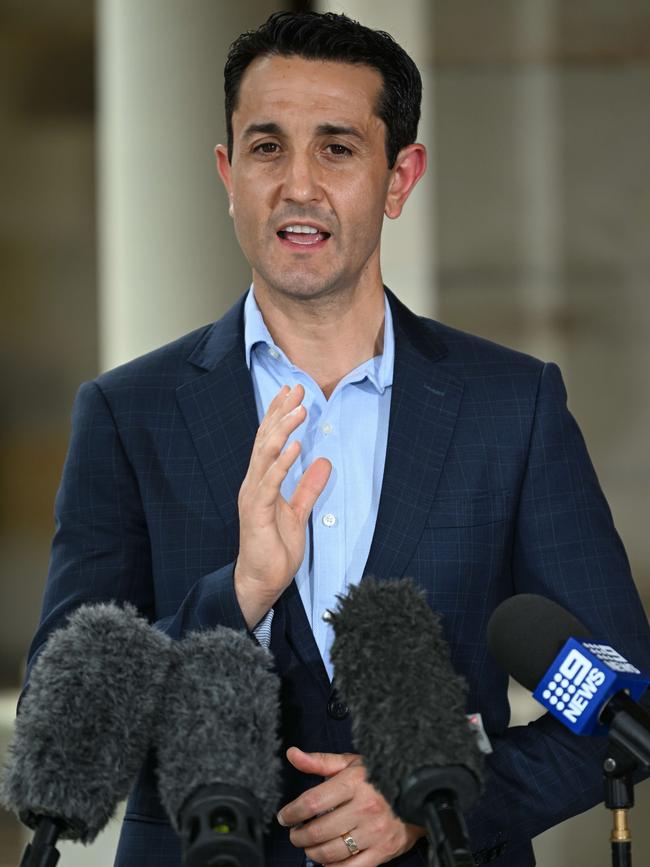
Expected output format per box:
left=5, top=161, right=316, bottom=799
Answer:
left=280, top=153, right=322, bottom=203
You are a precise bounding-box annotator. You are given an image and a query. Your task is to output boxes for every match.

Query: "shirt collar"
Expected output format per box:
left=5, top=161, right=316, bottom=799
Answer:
left=243, top=286, right=395, bottom=393
left=243, top=285, right=273, bottom=369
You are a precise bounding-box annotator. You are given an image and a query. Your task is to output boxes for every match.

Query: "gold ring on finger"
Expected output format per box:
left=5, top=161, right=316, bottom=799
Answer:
left=342, top=833, right=360, bottom=856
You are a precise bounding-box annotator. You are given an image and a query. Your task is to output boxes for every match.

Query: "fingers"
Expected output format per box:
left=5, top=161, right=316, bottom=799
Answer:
left=285, top=748, right=359, bottom=778
left=246, top=383, right=332, bottom=525
left=257, top=383, right=303, bottom=440
left=324, top=845, right=386, bottom=867
left=289, top=804, right=360, bottom=848
left=258, top=383, right=292, bottom=429
left=302, top=824, right=364, bottom=866
left=279, top=749, right=421, bottom=867
left=290, top=457, right=332, bottom=525
left=246, top=384, right=307, bottom=490
left=254, top=439, right=302, bottom=511
left=297, top=812, right=417, bottom=867
left=278, top=762, right=365, bottom=828
left=289, top=796, right=395, bottom=865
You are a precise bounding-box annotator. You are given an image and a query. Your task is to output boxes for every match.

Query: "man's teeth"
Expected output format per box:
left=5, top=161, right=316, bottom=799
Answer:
left=284, top=225, right=319, bottom=234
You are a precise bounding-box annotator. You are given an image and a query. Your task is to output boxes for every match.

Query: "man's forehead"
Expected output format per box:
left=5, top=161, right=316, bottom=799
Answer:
left=234, top=55, right=383, bottom=122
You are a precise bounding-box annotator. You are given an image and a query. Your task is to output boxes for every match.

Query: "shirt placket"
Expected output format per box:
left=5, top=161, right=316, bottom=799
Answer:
left=313, top=392, right=344, bottom=662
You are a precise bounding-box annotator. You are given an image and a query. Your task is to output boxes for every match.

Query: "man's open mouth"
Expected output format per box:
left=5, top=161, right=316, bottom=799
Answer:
left=277, top=224, right=331, bottom=246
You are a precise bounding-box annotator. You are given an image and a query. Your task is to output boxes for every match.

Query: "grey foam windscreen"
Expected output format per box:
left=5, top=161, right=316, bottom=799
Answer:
left=329, top=578, right=483, bottom=810
left=1, top=603, right=172, bottom=842
left=155, top=627, right=282, bottom=831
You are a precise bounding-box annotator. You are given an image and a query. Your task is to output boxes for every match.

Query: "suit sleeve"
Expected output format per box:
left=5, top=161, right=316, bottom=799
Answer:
left=466, top=361, right=650, bottom=859
left=25, top=380, right=248, bottom=683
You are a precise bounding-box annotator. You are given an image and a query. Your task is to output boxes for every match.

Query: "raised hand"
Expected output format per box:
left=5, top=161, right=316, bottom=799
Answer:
left=234, top=383, right=331, bottom=629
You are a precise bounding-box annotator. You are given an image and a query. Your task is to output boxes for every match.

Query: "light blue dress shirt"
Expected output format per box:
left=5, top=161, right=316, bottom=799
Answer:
left=244, top=288, right=394, bottom=680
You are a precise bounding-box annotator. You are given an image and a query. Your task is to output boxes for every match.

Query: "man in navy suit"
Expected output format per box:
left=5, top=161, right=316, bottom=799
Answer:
left=26, top=10, right=649, bottom=867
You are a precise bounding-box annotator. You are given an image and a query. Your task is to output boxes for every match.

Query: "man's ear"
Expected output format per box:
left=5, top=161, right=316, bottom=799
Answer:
left=215, top=144, right=234, bottom=217
left=384, top=143, right=427, bottom=220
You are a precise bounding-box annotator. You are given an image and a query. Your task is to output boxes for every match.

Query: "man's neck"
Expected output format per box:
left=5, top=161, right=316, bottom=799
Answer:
left=253, top=281, right=386, bottom=400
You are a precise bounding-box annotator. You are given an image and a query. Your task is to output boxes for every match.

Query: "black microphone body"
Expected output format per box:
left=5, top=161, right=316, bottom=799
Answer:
left=155, top=628, right=282, bottom=867
left=18, top=817, right=64, bottom=867
left=601, top=693, right=650, bottom=769
left=329, top=578, right=484, bottom=867
left=399, top=766, right=480, bottom=867
left=1, top=602, right=172, bottom=866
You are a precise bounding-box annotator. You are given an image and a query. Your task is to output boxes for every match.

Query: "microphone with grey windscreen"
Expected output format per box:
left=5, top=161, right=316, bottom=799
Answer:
left=0, top=602, right=172, bottom=867
left=329, top=578, right=484, bottom=867
left=155, top=627, right=282, bottom=867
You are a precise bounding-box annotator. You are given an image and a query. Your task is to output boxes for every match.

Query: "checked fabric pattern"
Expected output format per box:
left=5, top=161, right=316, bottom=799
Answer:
left=25, top=290, right=650, bottom=867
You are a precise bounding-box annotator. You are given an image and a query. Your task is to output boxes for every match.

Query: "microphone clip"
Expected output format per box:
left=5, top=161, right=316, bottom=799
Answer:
left=178, top=782, right=265, bottom=867
left=398, top=766, right=480, bottom=867
left=19, top=816, right=65, bottom=867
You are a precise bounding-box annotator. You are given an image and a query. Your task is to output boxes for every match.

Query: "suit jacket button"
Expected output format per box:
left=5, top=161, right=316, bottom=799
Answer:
left=327, top=699, right=349, bottom=720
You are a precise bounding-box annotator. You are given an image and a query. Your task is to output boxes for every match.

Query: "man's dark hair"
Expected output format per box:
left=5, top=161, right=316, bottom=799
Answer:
left=224, top=11, right=422, bottom=168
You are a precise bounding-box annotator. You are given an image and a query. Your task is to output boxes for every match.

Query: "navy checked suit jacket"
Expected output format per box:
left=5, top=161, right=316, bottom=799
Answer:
left=27, top=289, right=650, bottom=867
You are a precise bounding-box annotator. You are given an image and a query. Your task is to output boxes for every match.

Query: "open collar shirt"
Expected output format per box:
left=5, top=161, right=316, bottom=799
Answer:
left=244, top=287, right=394, bottom=680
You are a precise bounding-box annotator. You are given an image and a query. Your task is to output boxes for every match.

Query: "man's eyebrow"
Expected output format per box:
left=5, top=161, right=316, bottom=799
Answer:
left=241, top=121, right=366, bottom=141
left=315, top=123, right=365, bottom=140
left=242, top=122, right=283, bottom=139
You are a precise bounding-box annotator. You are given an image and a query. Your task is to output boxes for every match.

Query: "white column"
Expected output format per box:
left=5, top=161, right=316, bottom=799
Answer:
left=74, top=7, right=280, bottom=864
left=315, top=0, right=437, bottom=316
left=98, top=0, right=280, bottom=371
left=514, top=0, right=564, bottom=365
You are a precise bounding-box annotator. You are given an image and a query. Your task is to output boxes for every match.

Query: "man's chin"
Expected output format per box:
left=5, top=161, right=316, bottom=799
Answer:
left=255, top=273, right=348, bottom=304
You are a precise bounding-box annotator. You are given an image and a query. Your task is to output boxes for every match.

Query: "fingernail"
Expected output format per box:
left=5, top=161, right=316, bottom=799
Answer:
left=290, top=405, right=304, bottom=416
left=276, top=812, right=287, bottom=827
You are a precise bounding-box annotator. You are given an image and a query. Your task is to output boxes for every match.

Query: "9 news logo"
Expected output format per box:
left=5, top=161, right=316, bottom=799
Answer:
left=533, top=637, right=649, bottom=735
left=540, top=648, right=606, bottom=724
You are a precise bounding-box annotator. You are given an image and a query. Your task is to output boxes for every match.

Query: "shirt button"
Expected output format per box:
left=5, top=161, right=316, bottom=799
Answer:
left=322, top=513, right=337, bottom=528
left=267, top=347, right=280, bottom=359
left=322, top=422, right=333, bottom=435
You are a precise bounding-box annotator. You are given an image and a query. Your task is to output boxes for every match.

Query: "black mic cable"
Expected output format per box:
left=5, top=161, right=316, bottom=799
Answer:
left=329, top=578, right=484, bottom=867
left=155, top=627, right=282, bottom=867
left=0, top=602, right=173, bottom=867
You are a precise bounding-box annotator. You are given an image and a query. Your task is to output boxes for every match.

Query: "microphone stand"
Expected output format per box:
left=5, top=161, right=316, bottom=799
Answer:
left=599, top=694, right=650, bottom=867
left=603, top=741, right=641, bottom=867
left=603, top=746, right=637, bottom=867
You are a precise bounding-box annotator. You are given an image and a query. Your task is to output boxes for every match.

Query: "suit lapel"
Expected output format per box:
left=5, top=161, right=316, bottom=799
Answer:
left=176, top=297, right=257, bottom=542
left=282, top=578, right=331, bottom=696
left=364, top=291, right=463, bottom=581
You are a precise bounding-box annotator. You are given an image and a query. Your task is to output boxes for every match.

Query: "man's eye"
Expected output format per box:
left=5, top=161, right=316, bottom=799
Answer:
left=326, top=144, right=352, bottom=156
left=254, top=142, right=279, bottom=155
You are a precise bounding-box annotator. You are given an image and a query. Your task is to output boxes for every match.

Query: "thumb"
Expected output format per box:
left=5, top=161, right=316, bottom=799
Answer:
left=286, top=746, right=359, bottom=777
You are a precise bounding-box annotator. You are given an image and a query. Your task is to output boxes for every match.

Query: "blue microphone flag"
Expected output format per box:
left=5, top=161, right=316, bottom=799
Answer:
left=533, top=637, right=650, bottom=735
